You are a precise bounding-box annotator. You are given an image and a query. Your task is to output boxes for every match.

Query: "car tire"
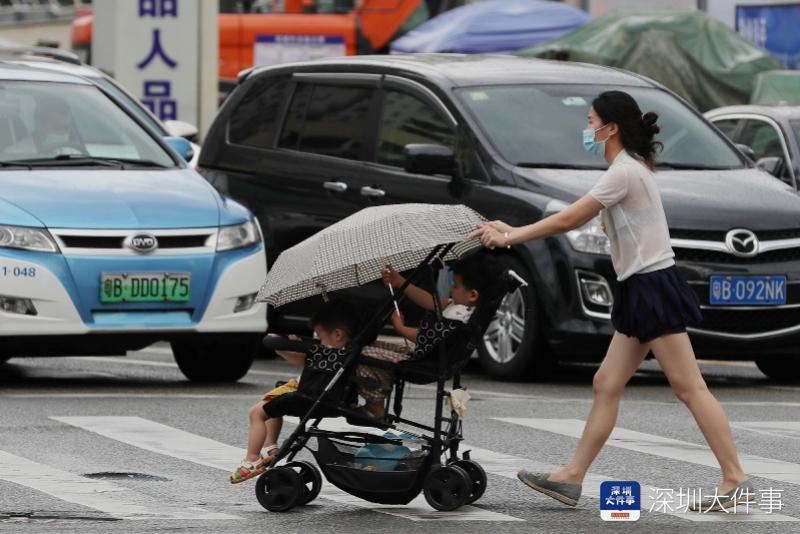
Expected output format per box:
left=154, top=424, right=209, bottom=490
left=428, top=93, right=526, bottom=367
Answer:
left=477, top=255, right=556, bottom=381
left=171, top=333, right=259, bottom=382
left=755, top=357, right=800, bottom=383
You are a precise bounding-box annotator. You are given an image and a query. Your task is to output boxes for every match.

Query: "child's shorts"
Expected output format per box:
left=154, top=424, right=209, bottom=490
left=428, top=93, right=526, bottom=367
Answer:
left=356, top=340, right=412, bottom=403
left=261, top=377, right=299, bottom=403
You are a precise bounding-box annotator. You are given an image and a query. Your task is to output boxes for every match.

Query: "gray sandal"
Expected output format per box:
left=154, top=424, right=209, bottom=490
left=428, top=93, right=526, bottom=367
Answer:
left=517, top=469, right=582, bottom=507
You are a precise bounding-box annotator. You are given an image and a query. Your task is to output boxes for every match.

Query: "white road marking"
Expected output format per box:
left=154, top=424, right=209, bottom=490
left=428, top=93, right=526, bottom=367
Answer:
left=732, top=421, right=800, bottom=440
left=52, top=416, right=521, bottom=522
left=498, top=418, right=800, bottom=486
left=65, top=356, right=298, bottom=379
left=290, top=418, right=797, bottom=522
left=0, top=450, right=237, bottom=520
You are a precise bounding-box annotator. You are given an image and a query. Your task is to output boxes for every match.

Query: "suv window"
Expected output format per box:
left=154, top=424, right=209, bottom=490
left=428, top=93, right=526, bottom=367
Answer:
left=377, top=89, right=455, bottom=167
left=229, top=77, right=288, bottom=149
left=738, top=119, right=785, bottom=160
left=711, top=118, right=740, bottom=140
left=278, top=83, right=374, bottom=161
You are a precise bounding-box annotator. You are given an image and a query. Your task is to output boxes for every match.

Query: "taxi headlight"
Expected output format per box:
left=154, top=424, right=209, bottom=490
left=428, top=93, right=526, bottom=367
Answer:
left=0, top=225, right=58, bottom=253
left=216, top=220, right=261, bottom=252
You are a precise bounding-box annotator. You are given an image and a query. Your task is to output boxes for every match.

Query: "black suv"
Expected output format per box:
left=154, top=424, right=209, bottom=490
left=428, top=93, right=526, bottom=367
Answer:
left=199, top=54, right=800, bottom=381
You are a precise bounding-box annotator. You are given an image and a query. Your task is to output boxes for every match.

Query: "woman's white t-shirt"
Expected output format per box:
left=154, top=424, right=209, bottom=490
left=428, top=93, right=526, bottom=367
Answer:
left=588, top=150, right=675, bottom=281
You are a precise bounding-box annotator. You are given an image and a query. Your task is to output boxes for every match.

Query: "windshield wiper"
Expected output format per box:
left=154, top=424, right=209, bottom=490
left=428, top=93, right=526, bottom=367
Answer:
left=2, top=155, right=124, bottom=168
left=0, top=155, right=171, bottom=169
left=516, top=162, right=605, bottom=170
left=656, top=162, right=737, bottom=170
left=93, top=157, right=171, bottom=169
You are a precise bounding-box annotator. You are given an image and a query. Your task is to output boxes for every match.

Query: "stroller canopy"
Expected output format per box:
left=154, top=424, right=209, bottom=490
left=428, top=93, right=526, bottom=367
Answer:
left=390, top=0, right=590, bottom=54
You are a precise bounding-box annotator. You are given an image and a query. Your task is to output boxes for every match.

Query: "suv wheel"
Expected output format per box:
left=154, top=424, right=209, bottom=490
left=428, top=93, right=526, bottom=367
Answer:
left=755, top=357, right=800, bottom=382
left=477, top=256, right=556, bottom=380
left=172, top=333, right=259, bottom=382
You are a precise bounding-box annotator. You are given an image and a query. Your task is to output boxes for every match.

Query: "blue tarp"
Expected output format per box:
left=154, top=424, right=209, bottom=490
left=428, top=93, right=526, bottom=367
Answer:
left=390, top=0, right=590, bottom=54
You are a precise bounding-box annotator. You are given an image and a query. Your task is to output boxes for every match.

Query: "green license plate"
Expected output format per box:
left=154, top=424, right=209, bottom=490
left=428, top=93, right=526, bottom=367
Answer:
left=100, top=272, right=191, bottom=303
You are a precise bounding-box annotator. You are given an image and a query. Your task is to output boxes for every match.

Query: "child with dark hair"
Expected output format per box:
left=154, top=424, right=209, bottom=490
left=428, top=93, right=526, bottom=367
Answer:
left=355, top=253, right=501, bottom=421
left=230, top=298, right=359, bottom=484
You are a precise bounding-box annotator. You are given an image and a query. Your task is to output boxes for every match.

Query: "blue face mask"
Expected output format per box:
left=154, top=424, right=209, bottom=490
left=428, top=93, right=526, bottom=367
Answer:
left=582, top=124, right=609, bottom=157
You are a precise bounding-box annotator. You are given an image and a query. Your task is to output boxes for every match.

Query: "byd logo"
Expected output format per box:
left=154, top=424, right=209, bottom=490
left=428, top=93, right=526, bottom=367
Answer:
left=125, top=233, right=158, bottom=253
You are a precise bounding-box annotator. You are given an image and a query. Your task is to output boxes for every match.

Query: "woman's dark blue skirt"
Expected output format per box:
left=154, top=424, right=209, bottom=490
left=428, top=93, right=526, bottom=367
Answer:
left=611, top=264, right=703, bottom=343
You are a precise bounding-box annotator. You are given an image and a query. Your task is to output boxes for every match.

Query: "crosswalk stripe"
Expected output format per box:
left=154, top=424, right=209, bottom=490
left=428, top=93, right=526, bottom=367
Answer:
left=732, top=422, right=800, bottom=440
left=298, top=417, right=797, bottom=522
left=0, top=450, right=237, bottom=520
left=497, top=418, right=800, bottom=487
left=52, top=416, right=522, bottom=522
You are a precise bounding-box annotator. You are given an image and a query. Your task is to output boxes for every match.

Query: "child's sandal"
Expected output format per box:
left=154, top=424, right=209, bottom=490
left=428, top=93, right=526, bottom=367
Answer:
left=260, top=445, right=279, bottom=467
left=229, top=458, right=267, bottom=484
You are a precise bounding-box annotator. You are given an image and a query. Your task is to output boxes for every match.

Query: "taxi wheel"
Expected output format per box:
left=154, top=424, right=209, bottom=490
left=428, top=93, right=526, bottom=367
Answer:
left=755, top=357, right=800, bottom=383
left=171, top=334, right=258, bottom=382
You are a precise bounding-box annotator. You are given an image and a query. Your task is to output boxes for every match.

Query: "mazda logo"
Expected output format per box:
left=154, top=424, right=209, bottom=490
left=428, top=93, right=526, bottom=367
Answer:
left=725, top=229, right=758, bottom=258
left=125, top=233, right=158, bottom=253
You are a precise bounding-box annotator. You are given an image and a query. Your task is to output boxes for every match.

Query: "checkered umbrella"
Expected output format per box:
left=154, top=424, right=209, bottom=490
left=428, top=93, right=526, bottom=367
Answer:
left=257, top=203, right=487, bottom=307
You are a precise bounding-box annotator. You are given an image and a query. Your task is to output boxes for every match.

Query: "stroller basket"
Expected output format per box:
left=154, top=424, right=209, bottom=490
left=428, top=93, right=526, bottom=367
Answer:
left=309, top=431, right=433, bottom=505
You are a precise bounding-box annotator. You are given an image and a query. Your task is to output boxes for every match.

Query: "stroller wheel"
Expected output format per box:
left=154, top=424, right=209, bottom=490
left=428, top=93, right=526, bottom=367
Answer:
left=423, top=464, right=472, bottom=511
left=286, top=460, right=323, bottom=505
left=454, top=460, right=488, bottom=504
left=255, top=466, right=303, bottom=512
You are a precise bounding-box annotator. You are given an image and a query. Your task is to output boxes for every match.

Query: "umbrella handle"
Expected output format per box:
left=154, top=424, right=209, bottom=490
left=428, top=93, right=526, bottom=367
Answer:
left=387, top=284, right=410, bottom=351
left=387, top=284, right=401, bottom=315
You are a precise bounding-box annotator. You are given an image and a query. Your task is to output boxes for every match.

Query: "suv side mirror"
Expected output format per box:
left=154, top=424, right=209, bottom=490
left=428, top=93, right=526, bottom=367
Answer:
left=735, top=144, right=756, bottom=162
left=403, top=143, right=456, bottom=176
left=756, top=156, right=785, bottom=177
left=163, top=120, right=199, bottom=142
left=164, top=136, right=194, bottom=162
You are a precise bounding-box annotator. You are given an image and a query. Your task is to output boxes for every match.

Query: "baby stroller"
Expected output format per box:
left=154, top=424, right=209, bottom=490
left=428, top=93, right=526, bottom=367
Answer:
left=255, top=204, right=526, bottom=513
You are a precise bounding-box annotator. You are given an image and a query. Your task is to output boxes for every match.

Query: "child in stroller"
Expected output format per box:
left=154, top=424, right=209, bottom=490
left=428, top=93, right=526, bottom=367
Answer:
left=356, top=253, right=502, bottom=422
left=230, top=299, right=361, bottom=484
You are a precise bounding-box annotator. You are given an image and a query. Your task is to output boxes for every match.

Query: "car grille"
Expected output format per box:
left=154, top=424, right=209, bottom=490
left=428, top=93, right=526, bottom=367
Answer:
left=694, top=307, right=800, bottom=335
left=59, top=234, right=211, bottom=249
left=671, top=228, right=800, bottom=264
left=671, top=229, right=800, bottom=241
left=51, top=228, right=217, bottom=256
left=675, top=248, right=800, bottom=264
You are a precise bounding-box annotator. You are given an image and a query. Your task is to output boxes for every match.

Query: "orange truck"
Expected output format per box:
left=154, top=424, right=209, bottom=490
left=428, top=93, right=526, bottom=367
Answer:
left=72, top=0, right=456, bottom=82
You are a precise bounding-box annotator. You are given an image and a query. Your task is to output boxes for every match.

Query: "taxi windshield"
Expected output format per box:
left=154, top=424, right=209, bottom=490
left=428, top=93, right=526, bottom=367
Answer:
left=0, top=80, right=176, bottom=167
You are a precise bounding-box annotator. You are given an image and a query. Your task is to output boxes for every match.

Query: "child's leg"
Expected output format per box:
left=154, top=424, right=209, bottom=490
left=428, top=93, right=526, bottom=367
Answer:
left=365, top=400, right=385, bottom=420
left=245, top=401, right=269, bottom=462
left=262, top=416, right=283, bottom=451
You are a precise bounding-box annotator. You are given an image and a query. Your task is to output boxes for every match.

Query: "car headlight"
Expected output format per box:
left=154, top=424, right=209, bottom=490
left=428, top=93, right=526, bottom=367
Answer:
left=0, top=225, right=59, bottom=253
left=545, top=199, right=610, bottom=256
left=216, top=220, right=261, bottom=252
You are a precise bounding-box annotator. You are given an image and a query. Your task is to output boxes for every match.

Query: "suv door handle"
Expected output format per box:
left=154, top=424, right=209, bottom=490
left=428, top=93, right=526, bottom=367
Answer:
left=323, top=181, right=348, bottom=193
left=360, top=186, right=386, bottom=198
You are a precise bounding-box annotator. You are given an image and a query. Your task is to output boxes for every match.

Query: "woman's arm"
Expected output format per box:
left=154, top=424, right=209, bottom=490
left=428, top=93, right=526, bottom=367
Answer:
left=468, top=194, right=604, bottom=248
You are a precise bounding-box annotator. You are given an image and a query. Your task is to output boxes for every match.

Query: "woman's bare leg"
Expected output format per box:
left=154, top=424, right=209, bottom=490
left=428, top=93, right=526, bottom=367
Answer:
left=547, top=331, right=650, bottom=485
left=649, top=332, right=747, bottom=493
